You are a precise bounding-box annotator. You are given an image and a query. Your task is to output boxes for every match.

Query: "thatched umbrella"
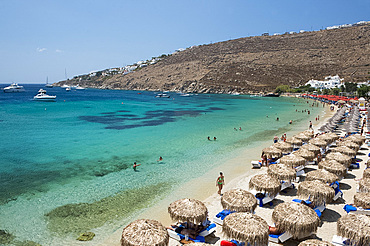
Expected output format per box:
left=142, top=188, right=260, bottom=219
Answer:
left=279, top=154, right=306, bottom=168
left=354, top=192, right=370, bottom=209
left=366, top=159, right=370, bottom=168
left=337, top=140, right=360, bottom=152
left=302, top=130, right=314, bottom=138
left=324, top=152, right=352, bottom=167
left=327, top=132, right=339, bottom=141
left=273, top=141, right=293, bottom=153
left=268, top=164, right=296, bottom=181
left=168, top=199, right=208, bottom=224
left=309, top=138, right=327, bottom=148
left=330, top=146, right=356, bottom=157
left=262, top=146, right=282, bottom=158
left=297, top=180, right=335, bottom=206
left=300, top=144, right=321, bottom=155
left=359, top=178, right=370, bottom=193
left=318, top=159, right=347, bottom=178
left=272, top=202, right=320, bottom=239
left=294, top=133, right=311, bottom=142
left=286, top=137, right=303, bottom=146
left=121, top=219, right=169, bottom=246
left=317, top=134, right=335, bottom=144
left=249, top=174, right=281, bottom=196
left=222, top=212, right=269, bottom=245
left=363, top=168, right=370, bottom=179
left=337, top=213, right=370, bottom=245
left=298, top=239, right=334, bottom=246
left=346, top=134, right=366, bottom=145
left=294, top=148, right=315, bottom=161
left=221, top=188, right=257, bottom=212
left=305, top=169, right=339, bottom=184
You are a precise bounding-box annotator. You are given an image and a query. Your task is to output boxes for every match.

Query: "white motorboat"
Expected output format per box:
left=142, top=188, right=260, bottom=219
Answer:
left=155, top=93, right=170, bottom=98
left=61, top=84, right=70, bottom=88
left=75, top=85, right=85, bottom=90
left=3, top=83, right=25, bottom=92
left=66, top=87, right=71, bottom=91
left=33, top=89, right=56, bottom=101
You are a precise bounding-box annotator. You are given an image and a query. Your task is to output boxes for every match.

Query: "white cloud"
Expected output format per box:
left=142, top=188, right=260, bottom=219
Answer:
left=37, top=47, right=47, bottom=52
left=56, top=49, right=63, bottom=53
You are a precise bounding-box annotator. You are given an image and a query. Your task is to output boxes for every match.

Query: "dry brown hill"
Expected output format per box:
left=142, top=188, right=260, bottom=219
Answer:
left=57, top=24, right=370, bottom=94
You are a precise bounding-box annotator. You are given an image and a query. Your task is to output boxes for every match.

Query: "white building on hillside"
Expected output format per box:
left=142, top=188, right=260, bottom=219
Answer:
left=305, top=75, right=344, bottom=89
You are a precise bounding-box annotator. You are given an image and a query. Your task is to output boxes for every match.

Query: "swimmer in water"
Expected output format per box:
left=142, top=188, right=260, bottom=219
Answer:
left=158, top=156, right=163, bottom=162
left=133, top=162, right=141, bottom=171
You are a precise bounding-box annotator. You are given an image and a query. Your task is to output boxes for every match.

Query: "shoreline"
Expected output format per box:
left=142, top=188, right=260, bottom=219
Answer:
left=99, top=98, right=333, bottom=246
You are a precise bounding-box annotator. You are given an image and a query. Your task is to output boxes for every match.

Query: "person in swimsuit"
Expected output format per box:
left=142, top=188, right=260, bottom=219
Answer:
left=133, top=162, right=141, bottom=171
left=216, top=172, right=225, bottom=195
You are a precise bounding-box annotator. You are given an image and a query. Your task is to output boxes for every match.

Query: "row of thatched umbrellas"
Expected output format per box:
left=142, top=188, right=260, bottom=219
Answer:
left=120, top=106, right=370, bottom=245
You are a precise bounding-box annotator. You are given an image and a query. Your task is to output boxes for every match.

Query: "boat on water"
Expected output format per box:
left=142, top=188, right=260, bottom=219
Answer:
left=66, top=87, right=71, bottom=91
left=33, top=89, right=56, bottom=101
left=45, top=77, right=53, bottom=88
left=155, top=93, right=170, bottom=98
left=61, top=84, right=70, bottom=88
left=75, top=85, right=85, bottom=90
left=3, top=83, right=25, bottom=92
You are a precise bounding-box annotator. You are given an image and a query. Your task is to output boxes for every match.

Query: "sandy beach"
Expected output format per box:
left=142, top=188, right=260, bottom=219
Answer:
left=100, top=100, right=368, bottom=246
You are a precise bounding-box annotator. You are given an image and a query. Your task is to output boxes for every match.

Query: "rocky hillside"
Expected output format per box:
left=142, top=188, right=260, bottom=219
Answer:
left=57, top=24, right=370, bottom=94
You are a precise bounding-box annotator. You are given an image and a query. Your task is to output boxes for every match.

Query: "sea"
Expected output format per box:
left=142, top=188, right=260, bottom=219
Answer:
left=0, top=84, right=323, bottom=245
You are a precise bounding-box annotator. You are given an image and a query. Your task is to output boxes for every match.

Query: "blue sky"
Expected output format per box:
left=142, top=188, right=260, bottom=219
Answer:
left=0, top=0, right=369, bottom=83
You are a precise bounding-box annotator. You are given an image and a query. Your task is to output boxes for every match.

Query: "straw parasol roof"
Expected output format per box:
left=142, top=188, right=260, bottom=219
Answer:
left=363, top=168, right=370, bottom=179
left=337, top=213, right=370, bottom=246
left=121, top=219, right=169, bottom=246
left=346, top=134, right=366, bottom=145
left=337, top=140, right=360, bottom=152
left=294, top=133, right=311, bottom=142
left=273, top=141, right=293, bottom=153
left=305, top=169, right=339, bottom=184
left=354, top=192, right=370, bottom=209
left=297, top=180, right=335, bottom=206
left=298, top=239, right=334, bottom=246
left=279, top=154, right=306, bottom=168
left=300, top=143, right=321, bottom=155
left=286, top=137, right=303, bottom=146
left=267, top=164, right=296, bottom=181
left=327, top=132, right=339, bottom=141
left=168, top=198, right=208, bottom=224
left=309, top=138, right=327, bottom=148
left=359, top=178, right=370, bottom=193
left=293, top=148, right=315, bottom=161
left=262, top=146, right=282, bottom=158
left=249, top=174, right=281, bottom=196
left=324, top=152, right=352, bottom=167
left=316, top=134, right=335, bottom=144
left=272, top=202, right=320, bottom=239
left=366, top=159, right=370, bottom=168
left=302, top=130, right=314, bottom=138
left=318, top=159, right=347, bottom=178
left=222, top=212, right=269, bottom=245
left=330, top=146, right=356, bottom=157
left=221, top=188, right=257, bottom=212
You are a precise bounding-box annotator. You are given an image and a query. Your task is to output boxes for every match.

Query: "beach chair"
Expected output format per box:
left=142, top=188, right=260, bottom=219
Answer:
left=220, top=240, right=245, bottom=246
left=281, top=180, right=294, bottom=192
left=331, top=235, right=352, bottom=246
left=295, top=165, right=305, bottom=176
left=251, top=190, right=276, bottom=207
left=269, top=231, right=293, bottom=243
left=213, top=209, right=235, bottom=225
left=167, top=229, right=206, bottom=243
left=330, top=181, right=343, bottom=201
left=343, top=204, right=370, bottom=215
left=292, top=199, right=325, bottom=217
left=350, top=162, right=360, bottom=169
left=251, top=160, right=262, bottom=168
left=198, top=223, right=216, bottom=237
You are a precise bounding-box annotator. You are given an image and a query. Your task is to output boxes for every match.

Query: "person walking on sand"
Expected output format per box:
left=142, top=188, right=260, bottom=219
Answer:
left=216, top=172, right=225, bottom=195
left=133, top=162, right=141, bottom=171
left=309, top=121, right=313, bottom=129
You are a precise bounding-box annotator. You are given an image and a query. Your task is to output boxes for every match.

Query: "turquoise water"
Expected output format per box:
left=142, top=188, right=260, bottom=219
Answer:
left=0, top=85, right=321, bottom=245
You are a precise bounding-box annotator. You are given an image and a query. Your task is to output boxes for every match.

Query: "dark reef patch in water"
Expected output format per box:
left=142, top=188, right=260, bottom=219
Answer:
left=45, top=182, right=170, bottom=235
left=80, top=108, right=216, bottom=130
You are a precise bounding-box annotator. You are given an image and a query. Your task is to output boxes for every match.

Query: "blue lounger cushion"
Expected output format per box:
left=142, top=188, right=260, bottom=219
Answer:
left=216, top=210, right=235, bottom=220
left=343, top=205, right=357, bottom=213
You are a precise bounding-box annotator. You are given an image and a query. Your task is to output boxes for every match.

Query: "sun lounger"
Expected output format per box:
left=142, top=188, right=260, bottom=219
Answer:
left=269, top=231, right=293, bottom=243
left=343, top=204, right=370, bottom=215
left=295, top=165, right=305, bottom=176
left=213, top=209, right=235, bottom=225
left=251, top=160, right=262, bottom=168
left=281, top=180, right=294, bottom=191
left=292, top=199, right=325, bottom=217
left=332, top=235, right=352, bottom=245
left=350, top=162, right=360, bottom=169
left=251, top=190, right=277, bottom=207
left=167, top=229, right=206, bottom=243
left=330, top=181, right=343, bottom=201
left=198, top=223, right=216, bottom=236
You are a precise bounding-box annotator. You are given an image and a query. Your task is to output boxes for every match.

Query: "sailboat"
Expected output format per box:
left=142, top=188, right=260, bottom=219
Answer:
left=45, top=76, right=53, bottom=88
